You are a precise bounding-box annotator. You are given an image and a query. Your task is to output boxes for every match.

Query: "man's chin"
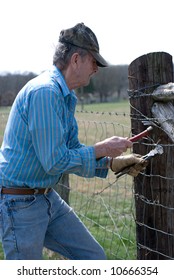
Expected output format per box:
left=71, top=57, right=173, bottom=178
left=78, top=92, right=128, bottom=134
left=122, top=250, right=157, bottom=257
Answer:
left=83, top=79, right=90, bottom=87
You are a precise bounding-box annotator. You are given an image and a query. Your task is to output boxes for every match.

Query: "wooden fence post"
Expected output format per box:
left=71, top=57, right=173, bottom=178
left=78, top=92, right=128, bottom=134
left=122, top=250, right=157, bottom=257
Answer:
left=54, top=174, right=70, bottom=205
left=128, top=52, right=174, bottom=259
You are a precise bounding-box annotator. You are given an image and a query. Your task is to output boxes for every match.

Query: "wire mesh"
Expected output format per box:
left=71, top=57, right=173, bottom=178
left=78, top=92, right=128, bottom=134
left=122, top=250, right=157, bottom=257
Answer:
left=1, top=102, right=174, bottom=260
left=0, top=109, right=136, bottom=260
left=69, top=110, right=136, bottom=259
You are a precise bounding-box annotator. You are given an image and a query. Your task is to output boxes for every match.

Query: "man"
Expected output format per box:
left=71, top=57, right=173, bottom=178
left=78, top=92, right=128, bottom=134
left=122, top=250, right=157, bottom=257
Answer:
left=0, top=23, right=146, bottom=260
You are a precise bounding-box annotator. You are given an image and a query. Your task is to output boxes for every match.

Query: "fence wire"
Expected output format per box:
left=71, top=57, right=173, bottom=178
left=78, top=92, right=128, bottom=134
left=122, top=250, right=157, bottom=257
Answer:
left=129, top=86, right=174, bottom=260
left=1, top=104, right=174, bottom=260
left=71, top=108, right=174, bottom=260
left=70, top=110, right=136, bottom=260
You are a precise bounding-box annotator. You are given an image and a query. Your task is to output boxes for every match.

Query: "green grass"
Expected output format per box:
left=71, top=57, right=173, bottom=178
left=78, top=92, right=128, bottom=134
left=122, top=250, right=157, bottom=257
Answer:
left=76, top=100, right=130, bottom=112
left=69, top=176, right=136, bottom=260
left=76, top=101, right=131, bottom=146
left=0, top=106, right=11, bottom=113
left=0, top=243, right=4, bottom=259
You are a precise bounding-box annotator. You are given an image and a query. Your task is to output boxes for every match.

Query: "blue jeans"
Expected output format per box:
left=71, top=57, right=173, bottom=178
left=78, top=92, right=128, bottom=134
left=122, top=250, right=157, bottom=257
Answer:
left=0, top=188, right=106, bottom=260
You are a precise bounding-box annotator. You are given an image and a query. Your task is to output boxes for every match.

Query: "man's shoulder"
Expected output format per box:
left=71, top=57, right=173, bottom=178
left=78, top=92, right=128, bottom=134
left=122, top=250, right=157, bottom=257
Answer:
left=24, top=68, right=59, bottom=92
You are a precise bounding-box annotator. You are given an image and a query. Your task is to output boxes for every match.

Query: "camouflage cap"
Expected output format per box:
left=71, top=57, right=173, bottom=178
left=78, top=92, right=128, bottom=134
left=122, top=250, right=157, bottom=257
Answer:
left=59, top=23, right=108, bottom=67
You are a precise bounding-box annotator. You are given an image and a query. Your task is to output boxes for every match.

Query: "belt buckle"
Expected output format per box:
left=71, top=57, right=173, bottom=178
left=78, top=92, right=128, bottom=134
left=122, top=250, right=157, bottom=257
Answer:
left=34, top=189, right=39, bottom=194
left=44, top=188, right=50, bottom=195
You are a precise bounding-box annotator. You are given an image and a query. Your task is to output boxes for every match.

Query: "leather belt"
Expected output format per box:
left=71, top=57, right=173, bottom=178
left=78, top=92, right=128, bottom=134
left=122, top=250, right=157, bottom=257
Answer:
left=1, top=187, right=52, bottom=195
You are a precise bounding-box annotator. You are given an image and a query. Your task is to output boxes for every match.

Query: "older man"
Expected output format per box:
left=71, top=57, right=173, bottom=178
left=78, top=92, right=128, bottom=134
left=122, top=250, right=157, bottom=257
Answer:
left=0, top=23, right=146, bottom=259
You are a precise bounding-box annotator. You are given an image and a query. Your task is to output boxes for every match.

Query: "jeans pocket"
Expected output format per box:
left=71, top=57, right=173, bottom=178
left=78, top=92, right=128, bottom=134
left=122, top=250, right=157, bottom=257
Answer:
left=7, top=195, right=36, bottom=212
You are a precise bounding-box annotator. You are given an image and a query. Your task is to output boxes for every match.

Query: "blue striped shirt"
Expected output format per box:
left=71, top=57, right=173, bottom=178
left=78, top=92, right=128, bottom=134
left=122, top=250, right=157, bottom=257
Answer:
left=0, top=66, right=108, bottom=188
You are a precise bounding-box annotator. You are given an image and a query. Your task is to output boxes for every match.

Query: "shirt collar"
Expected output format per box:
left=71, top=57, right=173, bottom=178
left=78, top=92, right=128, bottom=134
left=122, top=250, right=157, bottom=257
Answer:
left=50, top=65, right=77, bottom=100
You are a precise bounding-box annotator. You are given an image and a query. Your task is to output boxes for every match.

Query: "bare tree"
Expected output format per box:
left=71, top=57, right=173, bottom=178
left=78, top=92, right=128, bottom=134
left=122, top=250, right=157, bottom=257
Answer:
left=91, top=65, right=128, bottom=102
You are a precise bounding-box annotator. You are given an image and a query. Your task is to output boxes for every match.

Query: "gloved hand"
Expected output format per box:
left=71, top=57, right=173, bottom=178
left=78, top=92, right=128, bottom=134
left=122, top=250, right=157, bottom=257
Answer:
left=111, top=154, right=148, bottom=177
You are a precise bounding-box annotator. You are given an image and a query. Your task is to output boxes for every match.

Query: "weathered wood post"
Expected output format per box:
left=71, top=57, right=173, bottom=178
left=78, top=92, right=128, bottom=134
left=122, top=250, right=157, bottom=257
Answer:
left=54, top=174, right=70, bottom=204
left=128, top=52, right=174, bottom=259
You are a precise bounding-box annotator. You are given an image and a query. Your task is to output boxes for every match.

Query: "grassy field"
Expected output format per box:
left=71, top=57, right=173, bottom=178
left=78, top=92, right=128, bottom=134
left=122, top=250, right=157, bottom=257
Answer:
left=0, top=101, right=136, bottom=260
left=74, top=101, right=135, bottom=259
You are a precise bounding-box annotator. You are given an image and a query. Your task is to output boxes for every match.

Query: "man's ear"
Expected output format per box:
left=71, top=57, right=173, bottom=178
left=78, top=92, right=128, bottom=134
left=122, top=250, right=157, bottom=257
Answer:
left=71, top=53, right=80, bottom=68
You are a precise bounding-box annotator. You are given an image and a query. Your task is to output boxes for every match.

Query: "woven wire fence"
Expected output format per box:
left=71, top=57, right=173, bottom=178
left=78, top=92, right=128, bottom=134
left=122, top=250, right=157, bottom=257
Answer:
left=0, top=108, right=136, bottom=260
left=69, top=109, right=136, bottom=260
left=70, top=105, right=174, bottom=260
left=129, top=91, right=174, bottom=260
left=1, top=103, right=174, bottom=260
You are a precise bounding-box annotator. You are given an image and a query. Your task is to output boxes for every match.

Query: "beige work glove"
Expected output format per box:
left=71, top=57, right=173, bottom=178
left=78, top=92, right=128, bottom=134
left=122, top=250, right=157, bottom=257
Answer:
left=111, top=154, right=148, bottom=177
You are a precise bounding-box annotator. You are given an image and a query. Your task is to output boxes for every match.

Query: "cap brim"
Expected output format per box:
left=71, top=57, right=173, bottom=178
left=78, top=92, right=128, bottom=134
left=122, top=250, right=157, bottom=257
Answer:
left=90, top=51, right=109, bottom=67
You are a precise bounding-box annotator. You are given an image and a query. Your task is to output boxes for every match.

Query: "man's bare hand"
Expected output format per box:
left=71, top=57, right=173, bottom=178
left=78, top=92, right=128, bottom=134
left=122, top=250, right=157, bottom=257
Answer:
left=94, top=136, right=132, bottom=158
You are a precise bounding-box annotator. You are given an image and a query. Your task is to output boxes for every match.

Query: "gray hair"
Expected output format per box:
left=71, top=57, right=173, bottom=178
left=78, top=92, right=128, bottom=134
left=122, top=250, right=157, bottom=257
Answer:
left=53, top=42, right=89, bottom=70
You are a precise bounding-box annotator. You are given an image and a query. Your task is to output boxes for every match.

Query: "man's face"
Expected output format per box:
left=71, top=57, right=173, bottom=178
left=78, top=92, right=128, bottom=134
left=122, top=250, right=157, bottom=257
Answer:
left=76, top=53, right=98, bottom=87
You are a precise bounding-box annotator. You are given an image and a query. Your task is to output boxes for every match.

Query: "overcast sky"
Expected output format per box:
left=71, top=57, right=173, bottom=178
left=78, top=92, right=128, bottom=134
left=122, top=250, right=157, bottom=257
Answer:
left=0, top=0, right=173, bottom=74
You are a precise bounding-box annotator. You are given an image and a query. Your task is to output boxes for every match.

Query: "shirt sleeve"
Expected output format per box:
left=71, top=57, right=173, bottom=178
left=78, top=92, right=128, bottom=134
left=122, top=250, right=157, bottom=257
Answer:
left=28, top=87, right=109, bottom=179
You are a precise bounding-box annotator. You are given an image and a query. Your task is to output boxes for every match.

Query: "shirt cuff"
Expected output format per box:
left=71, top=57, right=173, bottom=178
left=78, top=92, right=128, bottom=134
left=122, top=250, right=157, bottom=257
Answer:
left=77, top=147, right=109, bottom=179
left=95, top=156, right=109, bottom=178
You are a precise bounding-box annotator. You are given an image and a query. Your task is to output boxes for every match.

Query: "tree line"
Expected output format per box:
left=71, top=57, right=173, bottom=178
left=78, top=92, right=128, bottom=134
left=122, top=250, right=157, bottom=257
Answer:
left=0, top=72, right=36, bottom=106
left=0, top=65, right=129, bottom=106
